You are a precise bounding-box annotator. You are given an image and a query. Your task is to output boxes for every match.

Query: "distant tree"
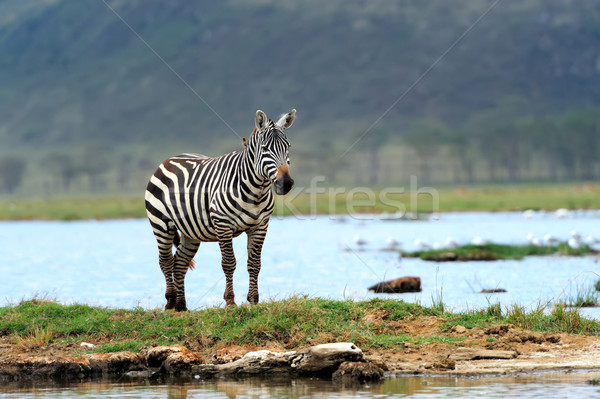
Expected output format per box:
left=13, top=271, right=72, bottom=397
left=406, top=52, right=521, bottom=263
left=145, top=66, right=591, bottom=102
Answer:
left=447, top=128, right=478, bottom=184
left=558, top=109, right=600, bottom=180
left=404, top=118, right=447, bottom=184
left=467, top=96, right=533, bottom=182
left=82, top=145, right=109, bottom=191
left=360, top=126, right=393, bottom=186
left=46, top=153, right=81, bottom=192
left=0, top=156, right=27, bottom=194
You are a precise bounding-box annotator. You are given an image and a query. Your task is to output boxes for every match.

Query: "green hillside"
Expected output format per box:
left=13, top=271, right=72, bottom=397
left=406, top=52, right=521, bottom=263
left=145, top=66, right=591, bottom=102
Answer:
left=1, top=0, right=599, bottom=195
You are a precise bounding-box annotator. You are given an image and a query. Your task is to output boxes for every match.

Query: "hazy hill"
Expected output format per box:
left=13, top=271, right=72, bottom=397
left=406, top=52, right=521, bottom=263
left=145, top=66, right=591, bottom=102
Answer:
left=1, top=0, right=599, bottom=194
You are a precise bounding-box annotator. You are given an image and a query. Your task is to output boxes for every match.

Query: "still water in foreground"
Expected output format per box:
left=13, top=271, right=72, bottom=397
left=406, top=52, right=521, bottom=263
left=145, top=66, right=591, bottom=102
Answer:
left=1, top=372, right=600, bottom=398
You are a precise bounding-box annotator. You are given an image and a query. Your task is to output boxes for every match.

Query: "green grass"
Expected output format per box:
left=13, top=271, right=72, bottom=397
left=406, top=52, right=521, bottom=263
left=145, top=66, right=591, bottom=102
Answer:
left=1, top=296, right=599, bottom=355
left=558, top=286, right=600, bottom=308
left=403, top=242, right=595, bottom=262
left=1, top=183, right=599, bottom=220
left=273, top=183, right=600, bottom=216
left=0, top=198, right=146, bottom=220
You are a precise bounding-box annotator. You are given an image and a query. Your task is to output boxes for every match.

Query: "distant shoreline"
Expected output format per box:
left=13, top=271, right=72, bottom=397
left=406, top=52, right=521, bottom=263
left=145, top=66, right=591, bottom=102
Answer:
left=1, top=183, right=599, bottom=220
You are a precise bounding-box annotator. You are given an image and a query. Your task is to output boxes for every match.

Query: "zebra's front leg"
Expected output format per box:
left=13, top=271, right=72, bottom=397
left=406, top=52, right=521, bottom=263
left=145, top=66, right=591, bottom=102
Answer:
left=246, top=227, right=267, bottom=304
left=172, top=235, right=200, bottom=311
left=217, top=228, right=237, bottom=306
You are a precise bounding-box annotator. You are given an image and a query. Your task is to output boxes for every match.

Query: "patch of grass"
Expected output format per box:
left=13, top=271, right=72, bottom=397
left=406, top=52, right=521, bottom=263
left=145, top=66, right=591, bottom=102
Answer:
left=595, top=279, right=600, bottom=292
left=1, top=296, right=599, bottom=355
left=12, top=326, right=54, bottom=350
left=588, top=377, right=600, bottom=386
left=2, top=183, right=600, bottom=220
left=0, top=198, right=145, bottom=220
left=559, top=287, right=600, bottom=308
left=550, top=304, right=584, bottom=333
left=402, top=242, right=594, bottom=262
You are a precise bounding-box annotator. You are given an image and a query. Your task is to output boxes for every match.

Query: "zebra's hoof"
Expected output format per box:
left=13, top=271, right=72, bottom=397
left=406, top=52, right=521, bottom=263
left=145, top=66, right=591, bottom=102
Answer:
left=176, top=300, right=187, bottom=312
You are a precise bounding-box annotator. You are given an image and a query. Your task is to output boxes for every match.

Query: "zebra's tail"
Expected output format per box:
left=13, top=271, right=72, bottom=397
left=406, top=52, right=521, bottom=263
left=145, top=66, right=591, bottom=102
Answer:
left=173, top=232, right=196, bottom=271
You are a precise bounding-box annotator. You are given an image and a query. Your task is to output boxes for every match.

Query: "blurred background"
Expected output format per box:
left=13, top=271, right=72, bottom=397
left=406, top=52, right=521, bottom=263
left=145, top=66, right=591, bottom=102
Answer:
left=0, top=0, right=599, bottom=197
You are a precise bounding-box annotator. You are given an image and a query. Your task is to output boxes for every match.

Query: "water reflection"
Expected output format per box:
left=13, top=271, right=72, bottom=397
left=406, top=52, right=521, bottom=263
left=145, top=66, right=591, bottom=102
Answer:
left=2, top=372, right=600, bottom=398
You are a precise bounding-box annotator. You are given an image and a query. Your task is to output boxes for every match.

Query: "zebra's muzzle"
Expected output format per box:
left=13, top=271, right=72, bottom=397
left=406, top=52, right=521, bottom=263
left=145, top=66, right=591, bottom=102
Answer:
left=274, top=165, right=294, bottom=195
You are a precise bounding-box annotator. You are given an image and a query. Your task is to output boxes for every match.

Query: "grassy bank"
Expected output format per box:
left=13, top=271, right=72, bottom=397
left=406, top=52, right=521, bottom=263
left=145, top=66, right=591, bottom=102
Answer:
left=402, top=242, right=596, bottom=262
left=274, top=183, right=600, bottom=216
left=1, top=183, right=599, bottom=220
left=0, top=198, right=145, bottom=221
left=1, top=297, right=599, bottom=355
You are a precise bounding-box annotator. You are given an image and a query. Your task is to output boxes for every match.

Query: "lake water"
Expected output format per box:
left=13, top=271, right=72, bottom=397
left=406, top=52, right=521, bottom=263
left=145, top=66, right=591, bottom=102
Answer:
left=1, top=371, right=600, bottom=398
left=1, top=210, right=600, bottom=397
left=1, top=211, right=599, bottom=318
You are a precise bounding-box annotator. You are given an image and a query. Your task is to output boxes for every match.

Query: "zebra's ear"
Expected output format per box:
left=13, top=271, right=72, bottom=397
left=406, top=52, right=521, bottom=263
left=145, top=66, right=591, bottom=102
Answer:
left=255, top=110, right=268, bottom=131
left=275, top=109, right=296, bottom=130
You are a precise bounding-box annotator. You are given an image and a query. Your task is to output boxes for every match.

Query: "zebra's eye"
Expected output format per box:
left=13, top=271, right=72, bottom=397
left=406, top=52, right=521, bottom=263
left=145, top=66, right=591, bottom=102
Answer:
left=261, top=145, right=269, bottom=152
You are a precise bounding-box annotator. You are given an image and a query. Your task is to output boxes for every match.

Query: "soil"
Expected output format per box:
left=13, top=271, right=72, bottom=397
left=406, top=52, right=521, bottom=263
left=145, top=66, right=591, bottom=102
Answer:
left=2, top=316, right=600, bottom=379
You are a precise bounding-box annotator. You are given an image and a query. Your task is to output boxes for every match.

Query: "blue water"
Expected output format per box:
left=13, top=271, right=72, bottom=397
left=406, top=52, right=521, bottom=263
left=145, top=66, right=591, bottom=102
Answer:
left=1, top=372, right=600, bottom=398
left=1, top=211, right=599, bottom=318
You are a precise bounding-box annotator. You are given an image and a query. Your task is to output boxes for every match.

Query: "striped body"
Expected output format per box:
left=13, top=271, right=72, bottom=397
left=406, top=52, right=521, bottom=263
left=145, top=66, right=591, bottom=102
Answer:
left=146, top=152, right=275, bottom=242
left=145, top=109, right=296, bottom=310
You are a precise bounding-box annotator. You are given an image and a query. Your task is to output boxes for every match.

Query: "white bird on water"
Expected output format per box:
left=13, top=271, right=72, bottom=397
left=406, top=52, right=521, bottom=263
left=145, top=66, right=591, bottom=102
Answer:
left=526, top=233, right=542, bottom=247
left=554, top=208, right=570, bottom=218
left=543, top=233, right=559, bottom=246
left=413, top=238, right=430, bottom=250
left=385, top=236, right=400, bottom=250
left=353, top=235, right=368, bottom=250
left=568, top=237, right=582, bottom=250
left=445, top=237, right=459, bottom=249
left=471, top=236, right=489, bottom=246
left=522, top=209, right=535, bottom=219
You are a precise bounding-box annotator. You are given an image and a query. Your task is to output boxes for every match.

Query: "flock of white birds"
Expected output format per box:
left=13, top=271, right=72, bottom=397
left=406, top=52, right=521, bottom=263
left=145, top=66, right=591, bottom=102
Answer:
left=351, top=208, right=599, bottom=252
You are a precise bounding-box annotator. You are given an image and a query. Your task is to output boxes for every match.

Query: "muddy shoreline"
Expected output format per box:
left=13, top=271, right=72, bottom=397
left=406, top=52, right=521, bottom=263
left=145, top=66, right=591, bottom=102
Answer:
left=3, top=322, right=600, bottom=384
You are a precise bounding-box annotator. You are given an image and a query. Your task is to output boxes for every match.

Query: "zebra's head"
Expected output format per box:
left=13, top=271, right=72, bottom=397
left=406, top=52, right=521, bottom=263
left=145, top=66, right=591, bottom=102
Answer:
left=250, top=109, right=296, bottom=195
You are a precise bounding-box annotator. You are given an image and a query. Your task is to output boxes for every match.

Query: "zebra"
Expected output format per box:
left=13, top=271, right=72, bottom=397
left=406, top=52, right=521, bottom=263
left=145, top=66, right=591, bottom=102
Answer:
left=145, top=109, right=296, bottom=310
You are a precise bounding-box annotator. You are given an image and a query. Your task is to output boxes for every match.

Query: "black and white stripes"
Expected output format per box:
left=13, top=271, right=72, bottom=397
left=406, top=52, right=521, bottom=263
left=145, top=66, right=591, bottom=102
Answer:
left=145, top=109, right=296, bottom=310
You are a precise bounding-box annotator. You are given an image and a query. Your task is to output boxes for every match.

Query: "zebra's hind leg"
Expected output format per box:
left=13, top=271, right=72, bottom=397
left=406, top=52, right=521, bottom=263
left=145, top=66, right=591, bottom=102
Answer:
left=172, top=234, right=200, bottom=311
left=246, top=227, right=267, bottom=304
left=153, top=229, right=177, bottom=310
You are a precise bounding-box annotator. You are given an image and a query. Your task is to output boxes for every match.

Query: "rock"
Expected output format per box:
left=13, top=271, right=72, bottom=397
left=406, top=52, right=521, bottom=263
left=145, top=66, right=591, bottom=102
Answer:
left=332, top=361, right=384, bottom=382
left=451, top=325, right=468, bottom=334
left=432, top=358, right=456, bottom=370
left=481, top=288, right=507, bottom=293
left=80, top=342, right=96, bottom=349
left=3, top=355, right=90, bottom=380
left=214, top=345, right=254, bottom=364
left=213, top=349, right=296, bottom=376
left=485, top=324, right=512, bottom=336
left=85, top=352, right=146, bottom=376
left=423, top=357, right=456, bottom=371
left=160, top=347, right=203, bottom=375
left=141, top=345, right=187, bottom=368
left=124, top=370, right=156, bottom=379
left=368, top=277, right=422, bottom=293
left=291, top=343, right=363, bottom=373
left=449, top=348, right=518, bottom=361
left=0, top=343, right=372, bottom=381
